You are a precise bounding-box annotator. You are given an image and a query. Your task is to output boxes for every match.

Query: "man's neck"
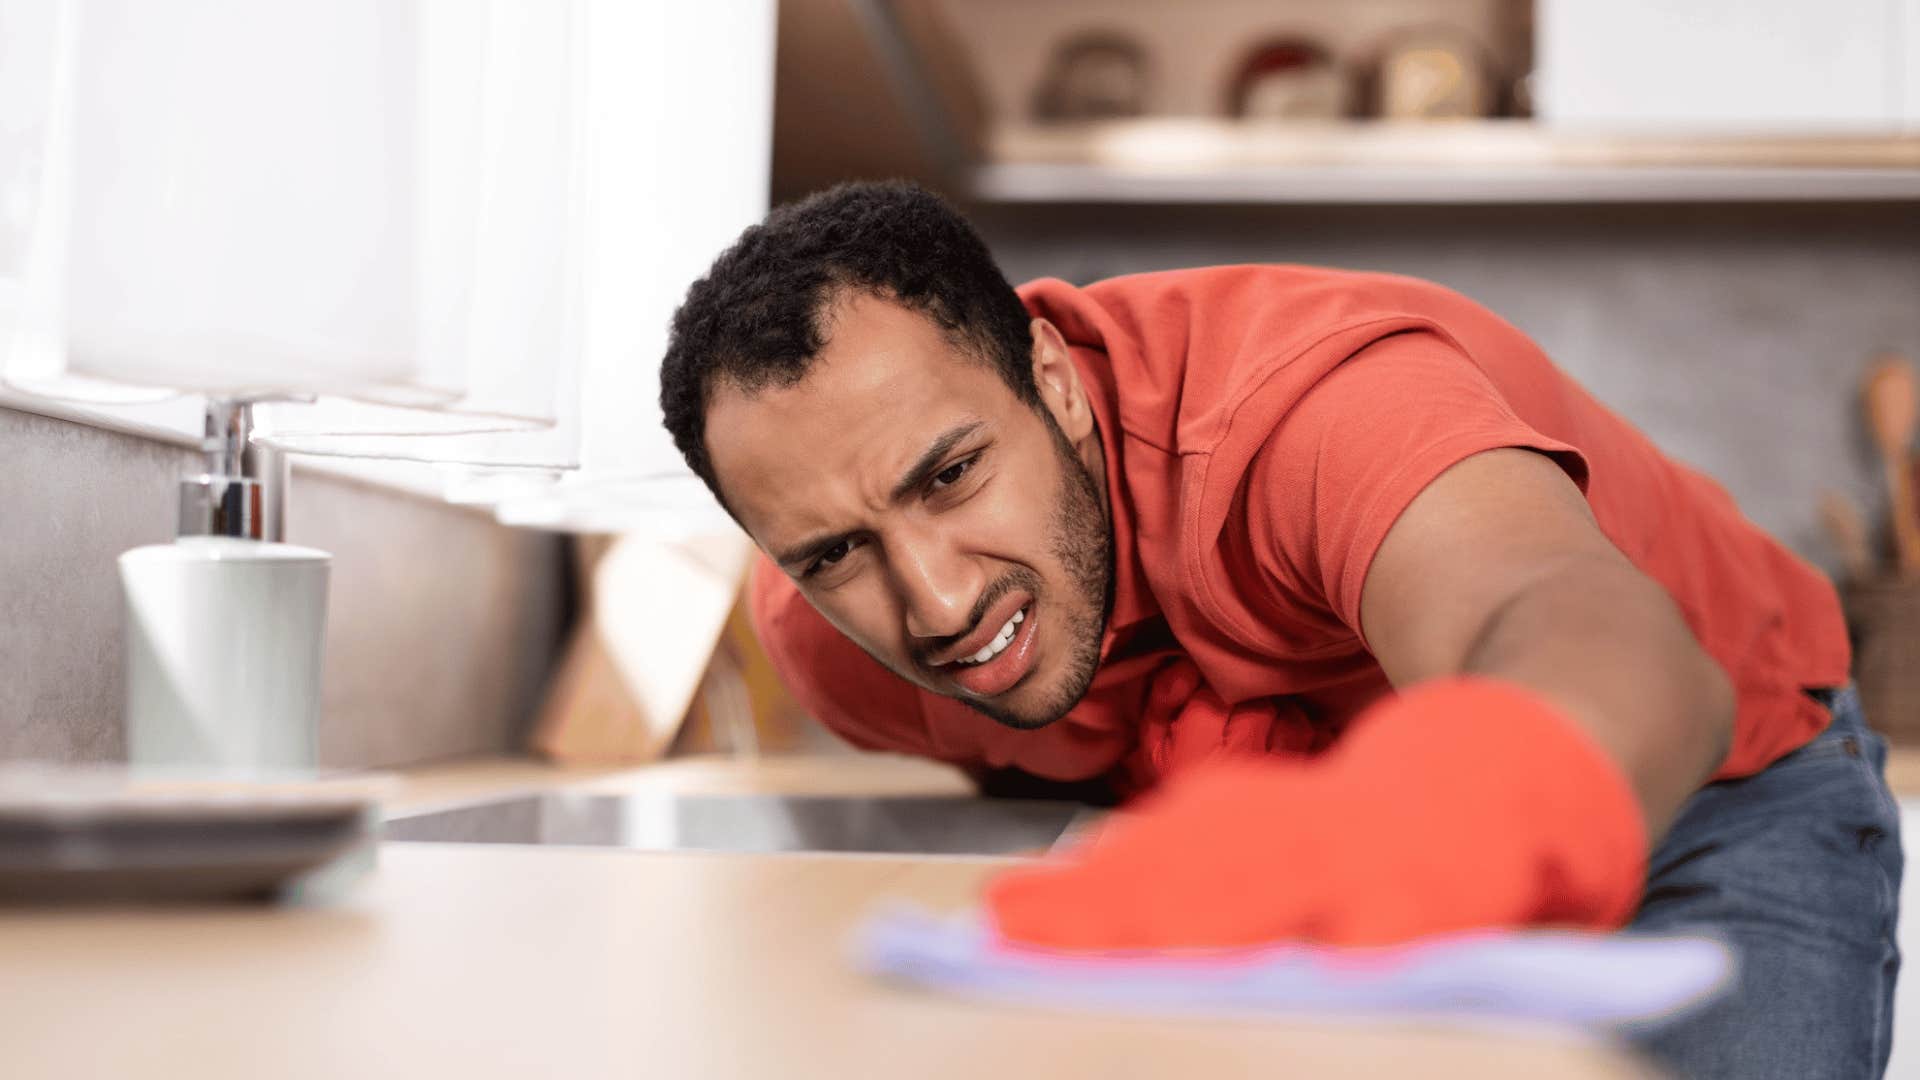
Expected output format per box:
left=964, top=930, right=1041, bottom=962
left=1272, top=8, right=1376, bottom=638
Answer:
left=1077, top=415, right=1111, bottom=527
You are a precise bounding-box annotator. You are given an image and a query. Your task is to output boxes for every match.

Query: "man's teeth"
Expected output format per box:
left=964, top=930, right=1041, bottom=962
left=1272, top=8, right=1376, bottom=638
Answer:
left=958, top=608, right=1025, bottom=665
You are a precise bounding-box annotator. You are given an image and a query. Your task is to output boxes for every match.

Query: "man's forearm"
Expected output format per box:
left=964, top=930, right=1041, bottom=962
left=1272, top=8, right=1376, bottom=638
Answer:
left=1458, top=552, right=1735, bottom=843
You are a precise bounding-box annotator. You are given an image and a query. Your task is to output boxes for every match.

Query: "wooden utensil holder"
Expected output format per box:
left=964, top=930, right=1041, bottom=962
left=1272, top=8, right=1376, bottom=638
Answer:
left=1843, top=576, right=1920, bottom=744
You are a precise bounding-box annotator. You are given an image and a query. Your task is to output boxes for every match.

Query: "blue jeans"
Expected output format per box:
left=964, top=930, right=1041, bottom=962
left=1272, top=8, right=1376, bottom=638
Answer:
left=1623, top=685, right=1904, bottom=1078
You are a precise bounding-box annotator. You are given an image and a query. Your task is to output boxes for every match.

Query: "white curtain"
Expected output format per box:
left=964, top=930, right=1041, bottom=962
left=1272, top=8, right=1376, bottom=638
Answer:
left=1, top=0, right=771, bottom=535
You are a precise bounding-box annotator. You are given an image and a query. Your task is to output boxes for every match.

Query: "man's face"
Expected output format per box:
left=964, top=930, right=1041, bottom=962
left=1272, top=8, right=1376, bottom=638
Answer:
left=706, top=292, right=1112, bottom=729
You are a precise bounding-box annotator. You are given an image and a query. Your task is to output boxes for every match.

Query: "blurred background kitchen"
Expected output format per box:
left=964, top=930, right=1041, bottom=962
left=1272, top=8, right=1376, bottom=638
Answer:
left=7, top=0, right=1916, bottom=773
left=1, top=1, right=1918, bottom=1076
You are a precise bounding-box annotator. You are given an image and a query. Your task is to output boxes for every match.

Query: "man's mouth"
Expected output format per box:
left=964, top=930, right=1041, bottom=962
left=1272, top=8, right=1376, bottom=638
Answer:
left=936, top=600, right=1039, bottom=699
left=952, top=605, right=1025, bottom=665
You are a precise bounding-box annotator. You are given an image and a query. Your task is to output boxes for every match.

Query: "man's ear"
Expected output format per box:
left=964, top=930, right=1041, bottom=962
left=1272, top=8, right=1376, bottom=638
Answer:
left=1029, top=318, right=1094, bottom=442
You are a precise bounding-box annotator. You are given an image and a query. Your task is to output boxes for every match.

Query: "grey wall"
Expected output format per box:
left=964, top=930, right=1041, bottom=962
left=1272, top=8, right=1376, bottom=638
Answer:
left=971, top=201, right=1920, bottom=573
left=0, top=406, right=566, bottom=768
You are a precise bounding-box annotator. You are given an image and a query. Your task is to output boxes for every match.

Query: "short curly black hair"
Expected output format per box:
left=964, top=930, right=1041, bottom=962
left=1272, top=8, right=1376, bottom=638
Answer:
left=659, top=180, right=1040, bottom=505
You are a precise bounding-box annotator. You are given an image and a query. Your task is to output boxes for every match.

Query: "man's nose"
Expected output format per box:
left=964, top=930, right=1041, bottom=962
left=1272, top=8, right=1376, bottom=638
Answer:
left=890, top=530, right=983, bottom=641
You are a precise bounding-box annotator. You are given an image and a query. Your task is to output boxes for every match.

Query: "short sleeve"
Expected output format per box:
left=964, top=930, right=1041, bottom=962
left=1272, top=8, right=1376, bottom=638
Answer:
left=1245, top=330, right=1589, bottom=647
left=746, top=555, right=937, bottom=757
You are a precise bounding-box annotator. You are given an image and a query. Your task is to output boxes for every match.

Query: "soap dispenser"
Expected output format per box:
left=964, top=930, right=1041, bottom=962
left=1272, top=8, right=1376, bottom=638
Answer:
left=120, top=399, right=330, bottom=772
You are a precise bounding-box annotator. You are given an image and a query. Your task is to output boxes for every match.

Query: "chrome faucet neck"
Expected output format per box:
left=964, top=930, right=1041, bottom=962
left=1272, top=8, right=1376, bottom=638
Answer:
left=178, top=397, right=287, bottom=542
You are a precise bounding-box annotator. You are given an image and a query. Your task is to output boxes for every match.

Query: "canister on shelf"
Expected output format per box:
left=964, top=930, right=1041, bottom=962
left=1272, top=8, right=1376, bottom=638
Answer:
left=1355, top=26, right=1498, bottom=121
left=1031, top=31, right=1150, bottom=123
left=1224, top=38, right=1349, bottom=121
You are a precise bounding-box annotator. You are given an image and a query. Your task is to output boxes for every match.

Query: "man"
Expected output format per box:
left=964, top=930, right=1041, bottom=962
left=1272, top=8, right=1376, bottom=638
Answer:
left=659, top=181, right=1901, bottom=1078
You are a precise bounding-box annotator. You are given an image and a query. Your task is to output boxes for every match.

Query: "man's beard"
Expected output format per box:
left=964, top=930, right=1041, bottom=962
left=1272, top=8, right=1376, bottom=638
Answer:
left=954, top=413, right=1114, bottom=730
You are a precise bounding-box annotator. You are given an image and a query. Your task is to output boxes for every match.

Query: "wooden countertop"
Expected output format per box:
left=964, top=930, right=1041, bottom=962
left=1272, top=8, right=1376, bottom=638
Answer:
left=0, top=843, right=1662, bottom=1079
left=380, top=751, right=976, bottom=816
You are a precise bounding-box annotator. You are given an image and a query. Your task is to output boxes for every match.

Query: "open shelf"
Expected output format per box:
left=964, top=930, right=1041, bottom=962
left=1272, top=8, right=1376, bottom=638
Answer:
left=972, top=119, right=1920, bottom=204
left=848, top=1, right=1920, bottom=205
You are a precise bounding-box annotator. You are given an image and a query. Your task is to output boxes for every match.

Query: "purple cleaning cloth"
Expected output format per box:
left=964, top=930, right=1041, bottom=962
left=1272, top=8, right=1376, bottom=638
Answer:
left=854, top=905, right=1736, bottom=1030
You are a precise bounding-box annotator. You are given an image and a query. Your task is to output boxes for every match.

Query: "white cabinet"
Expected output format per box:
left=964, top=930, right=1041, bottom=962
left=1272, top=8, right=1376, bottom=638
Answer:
left=1537, top=0, right=1916, bottom=132
left=1907, top=0, right=1920, bottom=123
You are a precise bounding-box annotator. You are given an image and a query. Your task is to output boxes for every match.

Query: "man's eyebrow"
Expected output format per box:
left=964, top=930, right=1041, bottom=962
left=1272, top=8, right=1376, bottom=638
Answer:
left=774, top=531, right=851, bottom=572
left=888, top=421, right=985, bottom=503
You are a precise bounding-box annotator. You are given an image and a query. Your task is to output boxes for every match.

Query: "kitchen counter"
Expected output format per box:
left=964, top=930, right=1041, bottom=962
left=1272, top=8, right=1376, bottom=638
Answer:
left=381, top=750, right=977, bottom=816
left=0, top=842, right=1661, bottom=1079
left=386, top=742, right=1920, bottom=815
left=31, top=746, right=1901, bottom=1076
left=1885, top=747, right=1920, bottom=797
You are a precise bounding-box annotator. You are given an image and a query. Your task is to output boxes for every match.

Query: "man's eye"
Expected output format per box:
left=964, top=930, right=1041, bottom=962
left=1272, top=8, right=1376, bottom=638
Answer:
left=932, top=457, right=975, bottom=489
left=807, top=539, right=854, bottom=577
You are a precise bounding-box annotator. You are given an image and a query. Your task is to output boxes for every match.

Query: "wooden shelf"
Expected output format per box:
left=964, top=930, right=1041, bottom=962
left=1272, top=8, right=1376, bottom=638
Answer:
left=846, top=2, right=1920, bottom=205
left=972, top=119, right=1920, bottom=204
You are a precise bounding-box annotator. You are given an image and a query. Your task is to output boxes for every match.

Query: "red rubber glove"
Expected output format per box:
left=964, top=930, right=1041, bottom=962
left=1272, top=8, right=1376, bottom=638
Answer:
left=984, top=677, right=1650, bottom=950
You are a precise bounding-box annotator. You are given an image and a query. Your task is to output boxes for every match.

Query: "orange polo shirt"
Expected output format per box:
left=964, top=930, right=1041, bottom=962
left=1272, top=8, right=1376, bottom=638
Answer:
left=749, top=265, right=1850, bottom=797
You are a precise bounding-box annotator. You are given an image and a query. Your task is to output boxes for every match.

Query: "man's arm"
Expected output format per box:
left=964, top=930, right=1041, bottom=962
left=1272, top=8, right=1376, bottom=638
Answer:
left=1358, top=446, right=1735, bottom=843
left=982, top=333, right=1734, bottom=950
left=983, top=448, right=1732, bottom=950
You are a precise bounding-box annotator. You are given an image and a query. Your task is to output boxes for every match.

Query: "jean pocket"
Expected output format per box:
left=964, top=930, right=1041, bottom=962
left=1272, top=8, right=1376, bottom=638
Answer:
left=1780, top=730, right=1873, bottom=764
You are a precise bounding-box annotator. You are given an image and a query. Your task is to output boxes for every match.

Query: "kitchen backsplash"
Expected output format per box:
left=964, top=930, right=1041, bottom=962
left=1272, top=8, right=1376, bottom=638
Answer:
left=0, top=406, right=566, bottom=768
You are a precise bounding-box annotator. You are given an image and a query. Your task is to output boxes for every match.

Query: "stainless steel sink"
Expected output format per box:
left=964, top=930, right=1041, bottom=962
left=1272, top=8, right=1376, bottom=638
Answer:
left=383, top=792, right=1102, bottom=856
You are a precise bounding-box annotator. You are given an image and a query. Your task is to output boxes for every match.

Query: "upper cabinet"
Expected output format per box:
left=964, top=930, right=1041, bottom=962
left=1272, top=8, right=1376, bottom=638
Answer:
left=1536, top=0, right=1917, bottom=132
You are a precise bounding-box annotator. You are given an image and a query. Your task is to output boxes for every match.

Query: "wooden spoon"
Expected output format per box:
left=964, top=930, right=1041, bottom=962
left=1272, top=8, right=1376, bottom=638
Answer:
left=1912, top=448, right=1920, bottom=550
left=1861, top=353, right=1920, bottom=578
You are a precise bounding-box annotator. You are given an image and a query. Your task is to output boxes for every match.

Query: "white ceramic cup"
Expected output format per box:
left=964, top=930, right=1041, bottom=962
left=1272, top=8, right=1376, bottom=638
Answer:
left=120, top=538, right=330, bottom=772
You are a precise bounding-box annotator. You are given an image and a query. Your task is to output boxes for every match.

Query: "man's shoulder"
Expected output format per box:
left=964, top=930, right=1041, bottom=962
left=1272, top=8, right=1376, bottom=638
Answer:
left=1024, top=265, right=1480, bottom=457
left=1018, top=264, right=1464, bottom=329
